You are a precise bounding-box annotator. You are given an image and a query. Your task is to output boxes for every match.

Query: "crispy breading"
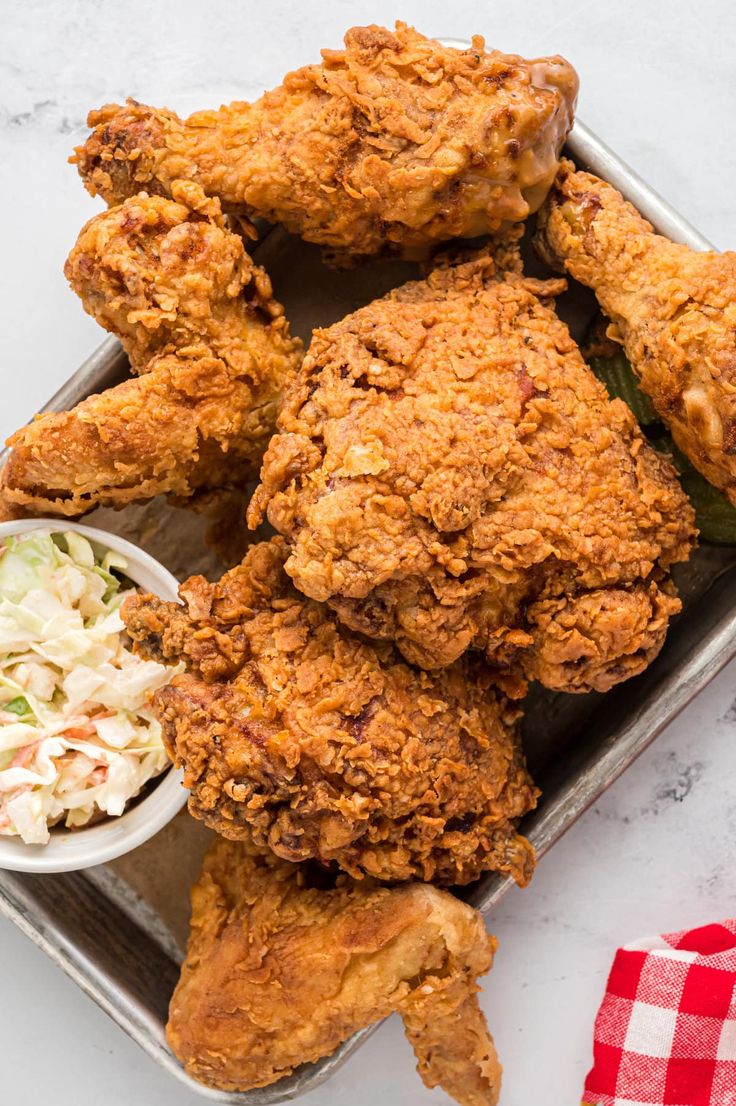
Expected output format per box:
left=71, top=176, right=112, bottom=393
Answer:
left=74, top=23, right=578, bottom=261
left=123, top=538, right=537, bottom=886
left=168, top=834, right=502, bottom=1105
left=249, top=247, right=696, bottom=692
left=534, top=159, right=736, bottom=504
left=0, top=184, right=301, bottom=515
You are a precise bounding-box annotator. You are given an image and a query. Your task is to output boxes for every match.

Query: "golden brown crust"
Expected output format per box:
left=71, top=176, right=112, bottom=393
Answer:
left=123, top=538, right=537, bottom=886
left=249, top=249, right=695, bottom=691
left=534, top=160, right=736, bottom=504
left=0, top=186, right=301, bottom=515
left=74, top=23, right=578, bottom=260
left=167, top=835, right=502, bottom=1104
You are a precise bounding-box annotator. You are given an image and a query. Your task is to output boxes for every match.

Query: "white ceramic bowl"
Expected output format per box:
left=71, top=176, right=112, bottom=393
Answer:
left=0, top=519, right=187, bottom=873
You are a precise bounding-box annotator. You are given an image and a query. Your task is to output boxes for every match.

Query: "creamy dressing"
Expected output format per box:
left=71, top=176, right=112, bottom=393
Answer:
left=0, top=530, right=181, bottom=844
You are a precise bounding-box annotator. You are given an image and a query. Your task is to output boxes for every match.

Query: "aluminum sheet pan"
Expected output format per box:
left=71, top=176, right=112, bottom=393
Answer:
left=0, top=119, right=729, bottom=1103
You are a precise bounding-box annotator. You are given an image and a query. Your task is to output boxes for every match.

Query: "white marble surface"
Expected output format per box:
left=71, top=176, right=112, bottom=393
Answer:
left=2, top=2, right=736, bottom=1104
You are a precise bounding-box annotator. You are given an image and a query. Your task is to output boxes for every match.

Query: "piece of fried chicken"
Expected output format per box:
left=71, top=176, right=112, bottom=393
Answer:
left=73, top=23, right=578, bottom=262
left=123, top=538, right=537, bottom=886
left=168, top=835, right=502, bottom=1105
left=534, top=160, right=736, bottom=505
left=248, top=246, right=696, bottom=692
left=0, top=182, right=301, bottom=516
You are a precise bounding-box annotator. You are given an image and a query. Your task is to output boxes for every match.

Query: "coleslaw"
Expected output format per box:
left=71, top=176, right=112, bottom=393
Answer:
left=0, top=529, right=181, bottom=845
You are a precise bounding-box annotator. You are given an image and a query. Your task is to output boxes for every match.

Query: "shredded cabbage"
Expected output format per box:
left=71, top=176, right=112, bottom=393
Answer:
left=0, top=529, right=181, bottom=844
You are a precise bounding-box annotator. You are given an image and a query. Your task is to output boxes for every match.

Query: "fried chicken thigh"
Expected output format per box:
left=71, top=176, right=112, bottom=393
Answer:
left=168, top=835, right=502, bottom=1105
left=535, top=160, right=736, bottom=504
left=123, top=538, right=537, bottom=886
left=249, top=247, right=695, bottom=692
left=74, top=23, right=578, bottom=261
left=1, top=183, right=301, bottom=516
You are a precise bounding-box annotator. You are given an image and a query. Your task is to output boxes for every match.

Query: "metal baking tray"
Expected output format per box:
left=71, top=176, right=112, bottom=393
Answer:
left=0, top=119, right=730, bottom=1104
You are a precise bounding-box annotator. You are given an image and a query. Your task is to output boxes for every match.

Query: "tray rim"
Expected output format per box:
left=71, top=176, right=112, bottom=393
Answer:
left=0, top=118, right=726, bottom=1104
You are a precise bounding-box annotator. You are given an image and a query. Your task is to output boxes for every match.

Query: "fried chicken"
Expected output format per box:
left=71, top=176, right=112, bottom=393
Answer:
left=123, top=538, right=537, bottom=886
left=248, top=245, right=696, bottom=692
left=0, top=183, right=301, bottom=516
left=168, top=834, right=502, bottom=1105
left=74, top=23, right=578, bottom=262
left=534, top=160, right=736, bottom=505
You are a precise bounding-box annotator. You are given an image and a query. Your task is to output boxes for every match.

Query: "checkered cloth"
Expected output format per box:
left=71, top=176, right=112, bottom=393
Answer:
left=582, top=920, right=736, bottom=1106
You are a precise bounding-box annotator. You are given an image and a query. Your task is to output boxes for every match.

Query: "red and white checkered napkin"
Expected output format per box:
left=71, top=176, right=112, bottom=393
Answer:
left=582, top=919, right=736, bottom=1106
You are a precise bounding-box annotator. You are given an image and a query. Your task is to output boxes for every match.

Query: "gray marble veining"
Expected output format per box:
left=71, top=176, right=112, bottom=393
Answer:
left=2, top=3, right=736, bottom=1104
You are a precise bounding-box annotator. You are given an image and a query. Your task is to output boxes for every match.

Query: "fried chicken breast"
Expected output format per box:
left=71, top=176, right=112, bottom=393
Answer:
left=1, top=183, right=301, bottom=516
left=249, top=245, right=696, bottom=692
left=168, top=834, right=502, bottom=1105
left=535, top=159, right=736, bottom=505
left=123, top=538, right=537, bottom=886
left=74, top=23, right=578, bottom=262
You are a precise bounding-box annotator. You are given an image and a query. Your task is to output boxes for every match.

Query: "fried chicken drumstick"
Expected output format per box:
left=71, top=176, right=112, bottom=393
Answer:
left=74, top=23, right=578, bottom=261
left=123, top=538, right=537, bottom=886
left=168, top=835, right=502, bottom=1105
left=535, top=160, right=736, bottom=504
left=1, top=183, right=301, bottom=516
left=248, top=246, right=696, bottom=692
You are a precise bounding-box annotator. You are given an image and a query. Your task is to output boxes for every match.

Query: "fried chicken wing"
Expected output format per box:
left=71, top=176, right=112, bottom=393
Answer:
left=123, top=538, right=537, bottom=886
left=74, top=23, right=578, bottom=262
left=248, top=247, right=696, bottom=692
left=1, top=184, right=301, bottom=516
left=168, top=834, right=502, bottom=1105
left=534, top=160, right=736, bottom=504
